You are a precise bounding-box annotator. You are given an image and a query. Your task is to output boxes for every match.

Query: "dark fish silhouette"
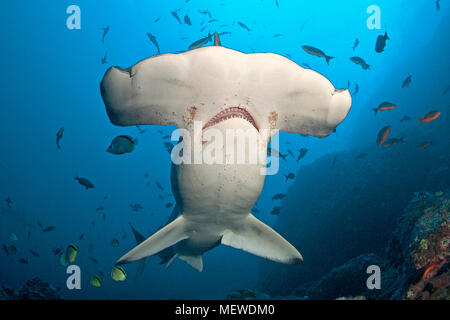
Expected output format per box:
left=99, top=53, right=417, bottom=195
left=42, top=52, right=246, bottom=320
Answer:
left=350, top=56, right=370, bottom=70
left=147, top=32, right=161, bottom=54
left=101, top=53, right=108, bottom=65
left=237, top=21, right=251, bottom=32
left=402, top=74, right=412, bottom=88
left=171, top=11, right=182, bottom=24
left=56, top=127, right=64, bottom=149
left=75, top=177, right=95, bottom=190
left=296, top=148, right=308, bottom=162
left=184, top=14, right=192, bottom=26
left=302, top=46, right=334, bottom=65
left=101, top=26, right=110, bottom=44
left=42, top=226, right=56, bottom=233
left=351, top=38, right=359, bottom=51
left=5, top=196, right=12, bottom=208
left=188, top=31, right=212, bottom=50
left=375, top=26, right=390, bottom=53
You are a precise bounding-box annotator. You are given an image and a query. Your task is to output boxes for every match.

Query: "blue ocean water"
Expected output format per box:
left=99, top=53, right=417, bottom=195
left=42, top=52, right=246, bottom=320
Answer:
left=0, top=0, right=448, bottom=300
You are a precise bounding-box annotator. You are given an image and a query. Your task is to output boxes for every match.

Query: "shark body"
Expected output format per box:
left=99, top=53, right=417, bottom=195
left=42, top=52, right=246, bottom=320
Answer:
left=100, top=34, right=352, bottom=271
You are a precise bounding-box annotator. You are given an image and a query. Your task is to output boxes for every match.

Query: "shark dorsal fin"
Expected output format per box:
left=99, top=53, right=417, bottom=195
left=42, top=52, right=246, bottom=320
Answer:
left=214, top=31, right=221, bottom=46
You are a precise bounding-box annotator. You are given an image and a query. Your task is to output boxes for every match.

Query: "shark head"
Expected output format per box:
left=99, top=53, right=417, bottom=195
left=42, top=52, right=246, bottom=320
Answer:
left=100, top=46, right=351, bottom=139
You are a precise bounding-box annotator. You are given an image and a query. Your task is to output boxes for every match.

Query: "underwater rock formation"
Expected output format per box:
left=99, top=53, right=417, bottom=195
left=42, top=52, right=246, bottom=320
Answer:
left=259, top=190, right=449, bottom=300
left=0, top=278, right=62, bottom=300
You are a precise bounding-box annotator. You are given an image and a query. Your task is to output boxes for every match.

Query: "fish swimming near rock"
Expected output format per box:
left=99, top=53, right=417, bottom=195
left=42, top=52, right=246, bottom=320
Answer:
left=56, top=127, right=64, bottom=149
left=351, top=38, right=359, bottom=51
left=188, top=31, right=212, bottom=50
left=296, top=148, right=308, bottom=162
left=101, top=26, right=110, bottom=44
left=350, top=57, right=370, bottom=70
left=100, top=32, right=352, bottom=271
left=107, top=135, right=137, bottom=155
left=417, top=111, right=440, bottom=126
left=402, top=74, right=412, bottom=88
left=75, top=177, right=95, bottom=190
left=375, top=27, right=390, bottom=53
left=271, top=206, right=281, bottom=215
left=302, top=45, right=334, bottom=65
left=284, top=173, right=295, bottom=181
left=376, top=126, right=391, bottom=146
left=272, top=193, right=286, bottom=200
left=372, top=102, right=396, bottom=116
left=147, top=32, right=161, bottom=54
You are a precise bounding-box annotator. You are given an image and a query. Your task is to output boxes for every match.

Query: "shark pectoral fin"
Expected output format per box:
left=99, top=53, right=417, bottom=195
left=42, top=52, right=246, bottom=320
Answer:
left=179, top=255, right=203, bottom=272
left=221, top=214, right=303, bottom=264
left=116, top=216, right=188, bottom=265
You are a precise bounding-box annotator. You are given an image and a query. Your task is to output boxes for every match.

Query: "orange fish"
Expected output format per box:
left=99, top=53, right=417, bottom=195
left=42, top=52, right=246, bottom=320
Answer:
left=421, top=262, right=442, bottom=281
left=376, top=126, right=391, bottom=146
left=417, top=111, right=440, bottom=126
left=417, top=142, right=432, bottom=150
left=372, top=102, right=396, bottom=116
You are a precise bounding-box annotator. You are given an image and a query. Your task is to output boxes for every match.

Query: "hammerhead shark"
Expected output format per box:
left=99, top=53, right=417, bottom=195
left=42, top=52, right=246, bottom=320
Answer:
left=100, top=32, right=352, bottom=272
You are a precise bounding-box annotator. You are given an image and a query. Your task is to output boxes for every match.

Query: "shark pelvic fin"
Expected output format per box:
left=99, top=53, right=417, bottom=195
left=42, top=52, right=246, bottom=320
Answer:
left=221, top=214, right=303, bottom=264
left=116, top=216, right=188, bottom=265
left=179, top=255, right=204, bottom=272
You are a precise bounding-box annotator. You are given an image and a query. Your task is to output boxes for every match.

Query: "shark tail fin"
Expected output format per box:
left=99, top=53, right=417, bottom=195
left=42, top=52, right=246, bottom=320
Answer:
left=221, top=214, right=303, bottom=264
left=116, top=215, right=188, bottom=265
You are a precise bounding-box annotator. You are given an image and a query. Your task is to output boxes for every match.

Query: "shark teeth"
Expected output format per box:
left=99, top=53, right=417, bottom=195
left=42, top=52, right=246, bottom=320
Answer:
left=203, top=107, right=257, bottom=130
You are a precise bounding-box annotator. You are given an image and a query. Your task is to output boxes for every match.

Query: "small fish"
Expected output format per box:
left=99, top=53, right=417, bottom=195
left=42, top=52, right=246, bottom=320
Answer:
left=101, top=26, right=110, bottom=44
left=89, top=257, right=99, bottom=264
left=163, top=142, right=174, bottom=154
left=111, top=239, right=120, bottom=248
left=351, top=38, right=359, bottom=51
left=37, top=221, right=43, bottom=229
left=302, top=45, right=334, bottom=65
left=272, top=193, right=286, bottom=200
left=417, top=111, right=440, bottom=126
left=96, top=206, right=104, bottom=211
left=198, top=10, right=212, bottom=18
left=111, top=266, right=127, bottom=281
left=56, top=127, right=64, bottom=149
left=53, top=247, right=62, bottom=256
left=350, top=57, right=370, bottom=70
left=284, top=173, right=295, bottom=181
left=75, top=177, right=95, bottom=190
left=218, top=31, right=231, bottom=36
left=154, top=17, right=161, bottom=23
left=436, top=0, right=440, bottom=11
left=376, top=126, right=391, bottom=146
left=101, top=53, right=108, bottom=65
left=372, top=102, right=396, bottom=116
left=165, top=202, right=174, bottom=208
left=107, top=135, right=137, bottom=155
left=375, top=26, right=390, bottom=53
left=156, top=182, right=164, bottom=190
left=43, top=226, right=56, bottom=233
left=296, top=148, right=308, bottom=162
left=90, top=276, right=102, bottom=287
left=29, top=250, right=40, bottom=257
left=59, top=252, right=68, bottom=267
left=443, top=85, right=450, bottom=95
left=287, top=149, right=294, bottom=158
left=417, top=142, right=432, bottom=150
left=147, top=32, right=161, bottom=54
left=270, top=206, right=281, bottom=215
left=2, top=244, right=9, bottom=256
left=354, top=83, right=359, bottom=95
left=275, top=0, right=279, bottom=8
left=382, top=137, right=404, bottom=147
left=267, top=148, right=287, bottom=161
left=184, top=14, right=192, bottom=26
left=301, top=63, right=311, bottom=69
left=400, top=115, right=411, bottom=122
left=10, top=233, right=17, bottom=241
left=8, top=245, right=17, bottom=255
left=19, top=258, right=28, bottom=264
left=273, top=34, right=282, bottom=38
left=237, top=21, right=251, bottom=32
left=402, top=74, right=412, bottom=89
left=171, top=10, right=182, bottom=24
left=65, top=244, right=78, bottom=264
left=188, top=31, right=212, bottom=50
left=208, top=19, right=218, bottom=23
left=136, top=125, right=147, bottom=134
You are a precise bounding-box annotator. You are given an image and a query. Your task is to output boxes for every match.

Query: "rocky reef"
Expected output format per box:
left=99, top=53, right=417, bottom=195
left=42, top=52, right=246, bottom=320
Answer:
left=0, top=278, right=62, bottom=300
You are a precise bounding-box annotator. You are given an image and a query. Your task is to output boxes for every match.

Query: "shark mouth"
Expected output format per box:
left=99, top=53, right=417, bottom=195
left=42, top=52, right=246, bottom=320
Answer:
left=202, top=107, right=258, bottom=130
